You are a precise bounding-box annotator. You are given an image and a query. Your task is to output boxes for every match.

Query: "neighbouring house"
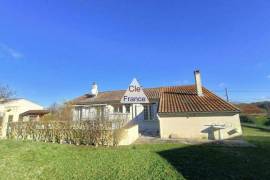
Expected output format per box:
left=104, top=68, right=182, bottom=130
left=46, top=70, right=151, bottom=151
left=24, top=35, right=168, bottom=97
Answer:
left=72, top=70, right=242, bottom=141
left=19, top=110, right=50, bottom=122
left=0, top=98, right=47, bottom=138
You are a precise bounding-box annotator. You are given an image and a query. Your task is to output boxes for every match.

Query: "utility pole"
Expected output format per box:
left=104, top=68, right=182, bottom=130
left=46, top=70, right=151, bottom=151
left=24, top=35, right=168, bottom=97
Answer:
left=225, top=88, right=229, bottom=102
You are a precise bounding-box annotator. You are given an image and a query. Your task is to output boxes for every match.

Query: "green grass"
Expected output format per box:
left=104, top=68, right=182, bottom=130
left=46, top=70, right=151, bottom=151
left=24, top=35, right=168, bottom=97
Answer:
left=0, top=126, right=270, bottom=180
left=0, top=141, right=183, bottom=180
left=241, top=114, right=270, bottom=127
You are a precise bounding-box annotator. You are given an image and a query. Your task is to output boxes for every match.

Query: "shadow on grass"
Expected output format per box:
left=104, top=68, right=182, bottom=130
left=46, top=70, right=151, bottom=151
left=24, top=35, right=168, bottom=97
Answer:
left=158, top=136, right=270, bottom=180
left=242, top=124, right=270, bottom=132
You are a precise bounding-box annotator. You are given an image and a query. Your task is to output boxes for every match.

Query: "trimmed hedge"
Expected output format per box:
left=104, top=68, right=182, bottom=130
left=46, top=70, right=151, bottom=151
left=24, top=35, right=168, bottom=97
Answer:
left=7, top=120, right=125, bottom=146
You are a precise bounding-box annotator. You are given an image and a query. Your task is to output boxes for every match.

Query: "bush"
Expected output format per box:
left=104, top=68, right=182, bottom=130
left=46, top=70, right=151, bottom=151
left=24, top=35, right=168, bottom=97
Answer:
left=7, top=119, right=126, bottom=146
left=240, top=115, right=256, bottom=124
left=264, top=117, right=270, bottom=126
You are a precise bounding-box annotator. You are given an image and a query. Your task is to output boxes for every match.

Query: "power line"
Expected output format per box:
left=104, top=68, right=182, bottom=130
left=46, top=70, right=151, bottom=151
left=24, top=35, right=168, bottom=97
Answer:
left=213, top=90, right=270, bottom=93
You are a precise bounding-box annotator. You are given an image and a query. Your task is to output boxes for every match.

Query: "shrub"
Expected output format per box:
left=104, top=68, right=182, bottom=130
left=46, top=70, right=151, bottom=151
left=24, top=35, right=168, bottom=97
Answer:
left=240, top=115, right=256, bottom=124
left=7, top=119, right=126, bottom=146
left=264, top=117, right=270, bottom=126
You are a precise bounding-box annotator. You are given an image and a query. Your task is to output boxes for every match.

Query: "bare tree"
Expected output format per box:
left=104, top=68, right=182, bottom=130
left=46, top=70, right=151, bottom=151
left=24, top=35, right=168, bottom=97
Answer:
left=57, top=102, right=74, bottom=121
left=42, top=102, right=74, bottom=122
left=0, top=84, right=15, bottom=100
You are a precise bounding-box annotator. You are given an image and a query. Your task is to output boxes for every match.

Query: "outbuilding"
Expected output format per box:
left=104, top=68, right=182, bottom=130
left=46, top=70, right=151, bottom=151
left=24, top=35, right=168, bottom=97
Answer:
left=0, top=98, right=46, bottom=138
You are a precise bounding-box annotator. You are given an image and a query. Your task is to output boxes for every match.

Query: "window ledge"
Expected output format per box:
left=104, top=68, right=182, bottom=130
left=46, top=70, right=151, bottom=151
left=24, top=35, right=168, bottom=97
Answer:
left=144, top=119, right=158, bottom=122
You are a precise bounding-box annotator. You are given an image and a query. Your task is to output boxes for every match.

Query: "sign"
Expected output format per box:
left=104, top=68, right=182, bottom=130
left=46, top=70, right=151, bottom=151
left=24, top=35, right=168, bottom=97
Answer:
left=121, top=78, right=149, bottom=104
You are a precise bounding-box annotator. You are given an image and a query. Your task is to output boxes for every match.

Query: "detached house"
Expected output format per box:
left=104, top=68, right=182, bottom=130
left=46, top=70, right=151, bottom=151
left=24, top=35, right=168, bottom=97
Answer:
left=0, top=98, right=48, bottom=138
left=72, top=71, right=242, bottom=140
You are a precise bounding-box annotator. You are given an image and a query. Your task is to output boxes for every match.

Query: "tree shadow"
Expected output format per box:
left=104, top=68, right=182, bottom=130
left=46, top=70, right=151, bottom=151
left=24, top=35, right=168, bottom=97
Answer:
left=157, top=135, right=270, bottom=179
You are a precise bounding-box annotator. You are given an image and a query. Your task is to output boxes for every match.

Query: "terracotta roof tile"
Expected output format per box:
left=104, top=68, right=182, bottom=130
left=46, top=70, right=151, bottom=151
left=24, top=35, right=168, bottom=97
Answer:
left=158, top=86, right=239, bottom=113
left=73, top=85, right=240, bottom=113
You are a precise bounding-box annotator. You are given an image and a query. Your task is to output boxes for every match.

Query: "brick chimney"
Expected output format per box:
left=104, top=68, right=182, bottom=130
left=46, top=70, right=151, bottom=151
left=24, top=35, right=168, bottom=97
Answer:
left=194, top=70, right=203, bottom=96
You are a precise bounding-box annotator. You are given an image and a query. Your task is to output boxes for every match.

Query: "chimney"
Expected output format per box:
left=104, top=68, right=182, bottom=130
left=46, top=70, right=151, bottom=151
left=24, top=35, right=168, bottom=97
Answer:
left=91, top=82, right=98, bottom=96
left=194, top=70, right=203, bottom=96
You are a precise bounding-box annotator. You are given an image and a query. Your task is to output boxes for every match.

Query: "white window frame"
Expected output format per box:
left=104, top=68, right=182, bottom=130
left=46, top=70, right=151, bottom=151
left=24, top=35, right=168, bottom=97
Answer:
left=143, top=104, right=156, bottom=121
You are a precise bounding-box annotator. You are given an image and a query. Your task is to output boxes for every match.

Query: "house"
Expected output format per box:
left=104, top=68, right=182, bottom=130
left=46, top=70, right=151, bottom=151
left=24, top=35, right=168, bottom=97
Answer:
left=0, top=98, right=47, bottom=138
left=19, top=110, right=50, bottom=122
left=72, top=71, right=242, bottom=140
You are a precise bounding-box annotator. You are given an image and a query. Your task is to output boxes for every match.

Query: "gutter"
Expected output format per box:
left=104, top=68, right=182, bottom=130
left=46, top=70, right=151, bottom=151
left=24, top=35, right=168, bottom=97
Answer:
left=158, top=110, right=240, bottom=117
left=73, top=104, right=108, bottom=107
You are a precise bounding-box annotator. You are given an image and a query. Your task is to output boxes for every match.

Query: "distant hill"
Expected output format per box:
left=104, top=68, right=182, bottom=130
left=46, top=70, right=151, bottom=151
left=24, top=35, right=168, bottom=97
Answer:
left=235, top=101, right=270, bottom=115
left=236, top=103, right=265, bottom=114
left=235, top=101, right=270, bottom=127
left=252, top=101, right=270, bottom=114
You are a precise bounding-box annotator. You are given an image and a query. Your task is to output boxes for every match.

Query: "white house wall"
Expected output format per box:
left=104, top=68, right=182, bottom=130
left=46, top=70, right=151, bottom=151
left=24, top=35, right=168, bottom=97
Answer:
left=1, top=99, right=44, bottom=138
left=0, top=105, right=4, bottom=118
left=2, top=99, right=43, bottom=122
left=158, top=113, right=242, bottom=140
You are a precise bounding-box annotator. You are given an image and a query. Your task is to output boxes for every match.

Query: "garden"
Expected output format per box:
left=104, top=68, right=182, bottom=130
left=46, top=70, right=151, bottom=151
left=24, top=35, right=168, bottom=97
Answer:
left=0, top=126, right=270, bottom=179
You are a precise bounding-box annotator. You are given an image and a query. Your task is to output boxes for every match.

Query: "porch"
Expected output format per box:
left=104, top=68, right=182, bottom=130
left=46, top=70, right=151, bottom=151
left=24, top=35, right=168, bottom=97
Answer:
left=73, top=103, right=160, bottom=137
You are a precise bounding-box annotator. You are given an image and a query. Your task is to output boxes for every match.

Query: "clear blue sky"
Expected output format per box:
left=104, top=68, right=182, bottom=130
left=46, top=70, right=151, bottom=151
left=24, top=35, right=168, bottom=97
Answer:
left=0, top=0, right=270, bottom=107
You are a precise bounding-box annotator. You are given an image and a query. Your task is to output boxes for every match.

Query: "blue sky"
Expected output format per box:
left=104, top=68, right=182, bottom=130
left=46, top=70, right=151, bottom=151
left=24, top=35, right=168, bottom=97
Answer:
left=0, top=0, right=270, bottom=107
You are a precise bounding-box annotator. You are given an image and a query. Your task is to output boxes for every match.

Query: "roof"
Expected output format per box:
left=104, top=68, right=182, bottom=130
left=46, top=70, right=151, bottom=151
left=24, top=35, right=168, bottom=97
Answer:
left=72, top=85, right=240, bottom=114
left=73, top=87, right=162, bottom=105
left=0, top=98, right=23, bottom=104
left=159, top=86, right=239, bottom=113
left=20, top=110, right=50, bottom=117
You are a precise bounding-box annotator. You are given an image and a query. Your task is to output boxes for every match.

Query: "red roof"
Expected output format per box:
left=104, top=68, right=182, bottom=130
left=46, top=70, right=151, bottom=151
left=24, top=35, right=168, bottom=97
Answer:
left=20, top=110, right=49, bottom=116
left=73, top=85, right=239, bottom=114
left=159, top=86, right=239, bottom=113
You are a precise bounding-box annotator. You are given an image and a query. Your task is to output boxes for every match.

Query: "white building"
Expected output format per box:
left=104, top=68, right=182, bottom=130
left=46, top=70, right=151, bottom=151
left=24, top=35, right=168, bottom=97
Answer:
left=0, top=98, right=45, bottom=138
left=72, top=71, right=242, bottom=141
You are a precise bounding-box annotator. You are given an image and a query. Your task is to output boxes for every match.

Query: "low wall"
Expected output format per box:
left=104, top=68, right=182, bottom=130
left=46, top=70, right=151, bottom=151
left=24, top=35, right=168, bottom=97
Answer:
left=159, top=113, right=242, bottom=140
left=118, top=125, right=139, bottom=146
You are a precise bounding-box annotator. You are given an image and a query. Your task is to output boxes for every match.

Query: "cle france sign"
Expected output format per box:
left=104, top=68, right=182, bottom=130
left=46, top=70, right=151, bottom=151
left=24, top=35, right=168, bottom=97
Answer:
left=120, top=78, right=149, bottom=104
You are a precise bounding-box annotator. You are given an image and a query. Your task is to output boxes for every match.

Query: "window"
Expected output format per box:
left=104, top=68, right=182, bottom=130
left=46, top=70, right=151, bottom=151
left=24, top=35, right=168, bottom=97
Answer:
left=143, top=105, right=148, bottom=120
left=125, top=104, right=131, bottom=113
left=143, top=104, right=154, bottom=120
left=74, top=107, right=82, bottom=121
left=96, top=106, right=105, bottom=117
left=113, top=105, right=123, bottom=113
left=82, top=108, right=88, bottom=119
left=150, top=105, right=154, bottom=120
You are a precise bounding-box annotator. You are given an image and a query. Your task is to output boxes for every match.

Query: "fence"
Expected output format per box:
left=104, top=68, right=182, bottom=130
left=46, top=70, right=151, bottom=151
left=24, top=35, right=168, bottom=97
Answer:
left=7, top=119, right=127, bottom=146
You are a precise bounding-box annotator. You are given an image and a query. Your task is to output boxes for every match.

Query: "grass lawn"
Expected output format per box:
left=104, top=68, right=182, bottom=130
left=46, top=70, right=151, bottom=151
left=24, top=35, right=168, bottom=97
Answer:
left=0, top=126, right=270, bottom=180
left=241, top=114, right=270, bottom=127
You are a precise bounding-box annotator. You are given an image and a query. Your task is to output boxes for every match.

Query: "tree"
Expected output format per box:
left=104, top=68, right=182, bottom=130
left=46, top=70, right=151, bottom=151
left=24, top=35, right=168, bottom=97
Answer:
left=41, top=102, right=74, bottom=122
left=0, top=84, right=15, bottom=100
